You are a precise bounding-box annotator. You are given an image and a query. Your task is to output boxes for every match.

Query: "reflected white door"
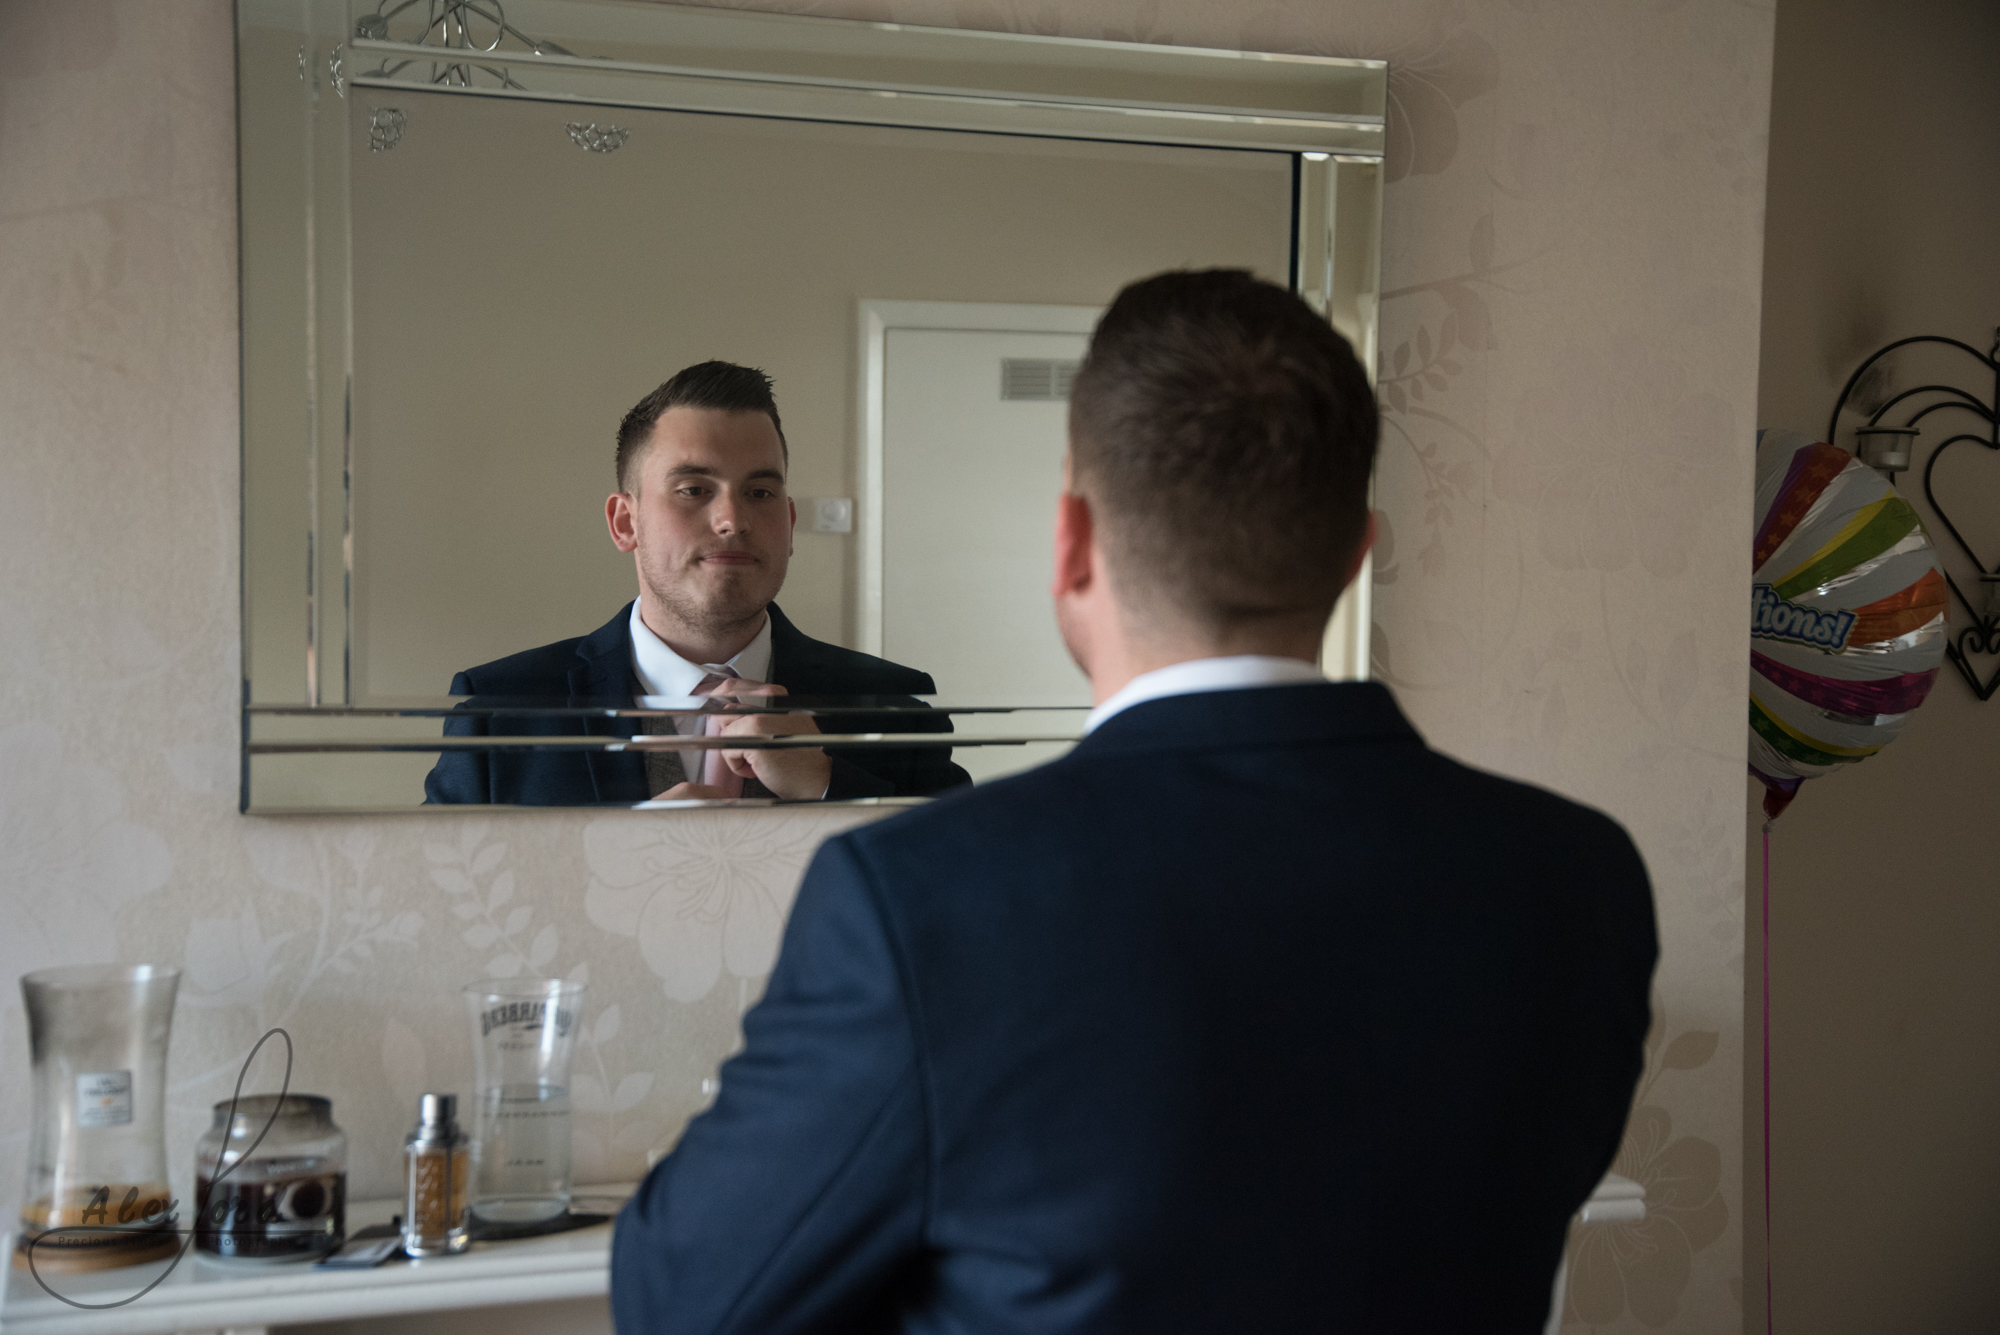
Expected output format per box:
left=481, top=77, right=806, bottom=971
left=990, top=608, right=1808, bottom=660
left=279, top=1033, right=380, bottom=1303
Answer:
left=880, top=324, right=1094, bottom=781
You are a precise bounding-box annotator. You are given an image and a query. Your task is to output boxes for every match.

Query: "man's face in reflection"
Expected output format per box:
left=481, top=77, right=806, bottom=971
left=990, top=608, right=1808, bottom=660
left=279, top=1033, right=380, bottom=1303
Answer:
left=610, top=407, right=794, bottom=643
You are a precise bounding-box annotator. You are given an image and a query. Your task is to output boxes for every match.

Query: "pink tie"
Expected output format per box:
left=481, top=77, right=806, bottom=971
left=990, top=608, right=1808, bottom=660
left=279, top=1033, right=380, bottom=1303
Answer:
left=692, top=669, right=760, bottom=797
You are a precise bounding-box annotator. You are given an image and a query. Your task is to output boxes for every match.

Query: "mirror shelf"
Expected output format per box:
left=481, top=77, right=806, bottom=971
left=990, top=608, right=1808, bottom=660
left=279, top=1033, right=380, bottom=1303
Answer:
left=244, top=699, right=1092, bottom=717
left=247, top=797, right=935, bottom=816
left=250, top=735, right=1079, bottom=753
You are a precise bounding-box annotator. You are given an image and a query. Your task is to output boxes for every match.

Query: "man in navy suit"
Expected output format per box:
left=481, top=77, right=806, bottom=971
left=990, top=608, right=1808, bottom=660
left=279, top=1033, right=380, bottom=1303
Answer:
left=611, top=272, right=1657, bottom=1331
left=424, top=362, right=967, bottom=804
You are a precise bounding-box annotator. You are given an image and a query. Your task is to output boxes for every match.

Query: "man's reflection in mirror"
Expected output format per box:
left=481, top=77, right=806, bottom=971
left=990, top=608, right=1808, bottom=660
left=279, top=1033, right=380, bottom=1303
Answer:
left=424, top=362, right=969, bottom=804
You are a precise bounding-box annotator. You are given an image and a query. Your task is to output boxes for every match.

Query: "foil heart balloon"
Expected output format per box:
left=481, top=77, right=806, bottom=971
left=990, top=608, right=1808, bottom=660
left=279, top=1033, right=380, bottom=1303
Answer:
left=1749, top=429, right=1948, bottom=820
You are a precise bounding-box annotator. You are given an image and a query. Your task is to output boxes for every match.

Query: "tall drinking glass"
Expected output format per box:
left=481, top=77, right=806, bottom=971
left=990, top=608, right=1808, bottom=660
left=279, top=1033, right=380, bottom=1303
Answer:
left=463, top=978, right=583, bottom=1223
left=17, top=965, right=182, bottom=1272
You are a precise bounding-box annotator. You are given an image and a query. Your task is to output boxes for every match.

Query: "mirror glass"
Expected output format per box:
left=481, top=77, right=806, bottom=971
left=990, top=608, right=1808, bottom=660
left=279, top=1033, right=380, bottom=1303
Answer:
left=238, top=0, right=1386, bottom=811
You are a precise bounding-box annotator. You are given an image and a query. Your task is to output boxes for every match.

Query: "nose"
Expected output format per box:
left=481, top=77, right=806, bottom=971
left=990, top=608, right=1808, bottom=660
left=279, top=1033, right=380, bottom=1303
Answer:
left=712, top=492, right=746, bottom=536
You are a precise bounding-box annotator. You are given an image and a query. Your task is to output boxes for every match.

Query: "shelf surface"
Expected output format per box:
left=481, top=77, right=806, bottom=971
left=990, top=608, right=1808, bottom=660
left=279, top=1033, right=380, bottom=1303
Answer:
left=0, top=1187, right=628, bottom=1335
left=2, top=1171, right=1645, bottom=1333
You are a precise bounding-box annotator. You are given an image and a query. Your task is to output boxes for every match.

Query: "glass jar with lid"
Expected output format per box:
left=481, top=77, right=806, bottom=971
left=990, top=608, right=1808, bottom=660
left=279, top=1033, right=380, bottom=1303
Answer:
left=195, top=1094, right=347, bottom=1262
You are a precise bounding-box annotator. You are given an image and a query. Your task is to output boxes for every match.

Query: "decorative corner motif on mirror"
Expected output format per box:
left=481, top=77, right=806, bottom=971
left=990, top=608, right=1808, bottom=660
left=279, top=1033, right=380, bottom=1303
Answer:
left=367, top=108, right=406, bottom=153
left=566, top=123, right=629, bottom=154
left=350, top=0, right=574, bottom=92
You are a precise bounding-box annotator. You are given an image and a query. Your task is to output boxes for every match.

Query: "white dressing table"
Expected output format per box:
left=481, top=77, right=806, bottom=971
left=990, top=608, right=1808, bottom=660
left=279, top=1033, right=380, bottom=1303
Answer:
left=0, top=1189, right=626, bottom=1335
left=5, top=1177, right=1641, bottom=1334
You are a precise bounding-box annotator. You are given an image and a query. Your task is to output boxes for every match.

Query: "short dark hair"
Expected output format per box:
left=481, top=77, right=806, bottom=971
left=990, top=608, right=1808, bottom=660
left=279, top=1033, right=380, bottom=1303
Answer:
left=1067, top=269, right=1377, bottom=633
left=615, top=361, right=788, bottom=492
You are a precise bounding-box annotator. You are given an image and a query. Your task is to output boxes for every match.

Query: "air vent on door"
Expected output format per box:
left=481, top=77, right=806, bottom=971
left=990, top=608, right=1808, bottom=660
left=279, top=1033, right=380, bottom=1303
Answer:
left=1001, top=358, right=1080, bottom=401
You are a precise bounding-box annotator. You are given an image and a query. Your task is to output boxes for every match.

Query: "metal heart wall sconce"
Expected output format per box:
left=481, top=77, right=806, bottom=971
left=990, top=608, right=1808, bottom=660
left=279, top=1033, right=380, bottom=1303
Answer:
left=1831, top=327, right=2000, bottom=700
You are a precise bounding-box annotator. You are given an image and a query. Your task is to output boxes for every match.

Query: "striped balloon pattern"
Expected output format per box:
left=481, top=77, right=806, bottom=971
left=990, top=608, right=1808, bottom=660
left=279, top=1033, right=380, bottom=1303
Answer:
left=1748, top=429, right=1947, bottom=818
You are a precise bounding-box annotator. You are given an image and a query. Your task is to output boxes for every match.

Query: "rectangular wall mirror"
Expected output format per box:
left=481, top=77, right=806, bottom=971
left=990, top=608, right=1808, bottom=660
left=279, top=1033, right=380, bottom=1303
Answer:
left=238, top=0, right=1386, bottom=812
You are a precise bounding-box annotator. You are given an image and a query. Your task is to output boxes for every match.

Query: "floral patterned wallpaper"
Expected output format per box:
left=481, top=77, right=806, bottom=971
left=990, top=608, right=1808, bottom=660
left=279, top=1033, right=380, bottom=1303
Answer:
left=0, top=1, right=1771, bottom=1330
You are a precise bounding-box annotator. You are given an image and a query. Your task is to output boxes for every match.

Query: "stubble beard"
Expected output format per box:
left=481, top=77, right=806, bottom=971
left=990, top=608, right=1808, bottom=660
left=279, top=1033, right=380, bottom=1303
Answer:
left=642, top=550, right=784, bottom=647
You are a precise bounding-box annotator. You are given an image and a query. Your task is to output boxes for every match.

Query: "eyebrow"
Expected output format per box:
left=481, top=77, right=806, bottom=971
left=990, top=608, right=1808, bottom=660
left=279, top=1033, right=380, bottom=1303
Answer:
left=663, top=463, right=786, bottom=483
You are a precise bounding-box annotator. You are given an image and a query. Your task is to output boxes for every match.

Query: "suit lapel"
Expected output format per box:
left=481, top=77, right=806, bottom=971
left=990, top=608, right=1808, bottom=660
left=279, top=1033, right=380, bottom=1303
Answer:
left=571, top=603, right=648, bottom=803
left=765, top=603, right=833, bottom=694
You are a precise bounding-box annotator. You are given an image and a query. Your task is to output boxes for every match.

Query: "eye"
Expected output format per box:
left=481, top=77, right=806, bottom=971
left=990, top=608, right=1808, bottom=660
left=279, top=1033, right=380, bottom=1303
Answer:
left=676, top=485, right=709, bottom=499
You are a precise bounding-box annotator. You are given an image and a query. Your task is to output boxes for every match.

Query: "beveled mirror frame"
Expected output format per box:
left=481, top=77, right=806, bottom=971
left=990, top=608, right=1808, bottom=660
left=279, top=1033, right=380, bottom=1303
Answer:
left=237, top=0, right=1386, bottom=813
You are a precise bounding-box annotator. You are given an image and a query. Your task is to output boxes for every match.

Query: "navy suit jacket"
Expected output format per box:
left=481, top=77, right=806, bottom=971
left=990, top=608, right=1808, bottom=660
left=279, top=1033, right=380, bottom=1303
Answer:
left=611, top=681, right=1658, bottom=1333
left=422, top=603, right=969, bottom=804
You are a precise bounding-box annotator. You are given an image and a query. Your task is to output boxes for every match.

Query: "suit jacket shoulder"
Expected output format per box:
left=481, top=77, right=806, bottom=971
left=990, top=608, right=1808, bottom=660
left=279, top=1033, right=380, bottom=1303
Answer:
left=451, top=606, right=631, bottom=698
left=451, top=637, right=583, bottom=695
left=614, top=680, right=1657, bottom=1331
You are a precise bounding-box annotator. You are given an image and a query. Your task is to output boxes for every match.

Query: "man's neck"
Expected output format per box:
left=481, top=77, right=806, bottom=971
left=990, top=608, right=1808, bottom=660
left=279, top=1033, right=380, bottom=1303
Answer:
left=1086, top=625, right=1325, bottom=706
left=638, top=596, right=768, bottom=668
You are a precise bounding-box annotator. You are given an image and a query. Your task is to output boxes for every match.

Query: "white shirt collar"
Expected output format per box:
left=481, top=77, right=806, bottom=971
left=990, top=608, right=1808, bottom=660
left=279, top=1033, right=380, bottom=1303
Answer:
left=628, top=601, right=774, bottom=697
left=1083, top=655, right=1328, bottom=733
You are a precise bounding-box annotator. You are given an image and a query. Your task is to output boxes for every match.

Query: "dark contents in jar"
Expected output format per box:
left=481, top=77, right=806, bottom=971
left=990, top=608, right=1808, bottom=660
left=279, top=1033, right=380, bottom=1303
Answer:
left=196, top=1171, right=346, bottom=1258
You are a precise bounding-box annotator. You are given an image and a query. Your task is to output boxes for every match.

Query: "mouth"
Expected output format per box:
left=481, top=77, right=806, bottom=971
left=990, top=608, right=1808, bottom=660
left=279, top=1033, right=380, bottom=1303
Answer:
left=698, top=551, right=759, bottom=566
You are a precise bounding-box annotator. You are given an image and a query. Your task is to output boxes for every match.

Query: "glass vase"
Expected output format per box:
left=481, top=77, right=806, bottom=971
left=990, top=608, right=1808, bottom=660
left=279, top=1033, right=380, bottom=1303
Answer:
left=15, top=964, right=182, bottom=1274
left=464, top=978, right=584, bottom=1224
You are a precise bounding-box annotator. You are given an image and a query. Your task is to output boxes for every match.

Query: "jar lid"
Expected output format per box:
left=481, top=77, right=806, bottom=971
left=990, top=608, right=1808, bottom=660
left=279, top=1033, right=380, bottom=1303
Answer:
left=208, top=1093, right=336, bottom=1136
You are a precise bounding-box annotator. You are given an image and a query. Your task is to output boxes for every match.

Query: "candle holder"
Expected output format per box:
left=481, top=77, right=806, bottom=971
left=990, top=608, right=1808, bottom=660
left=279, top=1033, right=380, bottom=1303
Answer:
left=1852, top=425, right=1919, bottom=473
left=14, top=965, right=182, bottom=1274
left=194, top=1094, right=347, bottom=1263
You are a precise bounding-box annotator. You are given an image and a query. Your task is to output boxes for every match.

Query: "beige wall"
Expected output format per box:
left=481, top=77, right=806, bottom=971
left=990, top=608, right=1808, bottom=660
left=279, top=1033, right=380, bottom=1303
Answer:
left=1746, top=0, right=2000, bottom=1329
left=0, top=2, right=1772, bottom=1330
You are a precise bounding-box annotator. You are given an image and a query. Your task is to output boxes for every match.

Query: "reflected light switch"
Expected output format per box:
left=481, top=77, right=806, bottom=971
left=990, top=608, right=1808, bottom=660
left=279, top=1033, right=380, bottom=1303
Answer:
left=813, top=497, right=853, bottom=533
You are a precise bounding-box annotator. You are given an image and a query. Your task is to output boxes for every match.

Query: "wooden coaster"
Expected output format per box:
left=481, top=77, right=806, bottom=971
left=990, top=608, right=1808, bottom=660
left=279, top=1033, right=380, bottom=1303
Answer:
left=13, top=1228, right=181, bottom=1274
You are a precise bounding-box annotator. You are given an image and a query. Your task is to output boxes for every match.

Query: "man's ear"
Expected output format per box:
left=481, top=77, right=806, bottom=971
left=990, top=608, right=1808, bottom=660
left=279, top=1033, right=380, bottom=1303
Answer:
left=787, top=497, right=797, bottom=557
left=606, top=492, right=639, bottom=553
left=1052, top=490, right=1095, bottom=600
left=1339, top=510, right=1378, bottom=593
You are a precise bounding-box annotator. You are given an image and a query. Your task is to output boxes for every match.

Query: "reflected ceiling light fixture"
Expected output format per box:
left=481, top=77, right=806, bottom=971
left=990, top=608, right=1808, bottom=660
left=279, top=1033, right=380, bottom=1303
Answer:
left=353, top=0, right=574, bottom=90
left=1830, top=325, right=2000, bottom=700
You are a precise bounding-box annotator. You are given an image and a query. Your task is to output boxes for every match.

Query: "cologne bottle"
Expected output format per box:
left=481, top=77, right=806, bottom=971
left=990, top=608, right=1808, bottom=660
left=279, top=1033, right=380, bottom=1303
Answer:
left=402, top=1093, right=470, bottom=1257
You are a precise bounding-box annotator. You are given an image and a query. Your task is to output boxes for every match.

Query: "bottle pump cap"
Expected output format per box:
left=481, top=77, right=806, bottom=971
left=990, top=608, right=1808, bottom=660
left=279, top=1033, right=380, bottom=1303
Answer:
left=410, top=1092, right=462, bottom=1148
left=419, top=1093, right=457, bottom=1129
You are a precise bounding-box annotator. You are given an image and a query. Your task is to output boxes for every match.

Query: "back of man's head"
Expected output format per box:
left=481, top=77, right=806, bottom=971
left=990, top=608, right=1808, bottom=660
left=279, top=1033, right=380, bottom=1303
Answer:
left=616, top=360, right=788, bottom=492
left=1068, top=269, right=1377, bottom=638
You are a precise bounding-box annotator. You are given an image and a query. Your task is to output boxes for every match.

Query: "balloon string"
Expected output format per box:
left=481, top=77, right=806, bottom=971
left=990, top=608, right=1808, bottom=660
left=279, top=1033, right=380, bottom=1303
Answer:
left=1763, top=820, right=1774, bottom=1334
